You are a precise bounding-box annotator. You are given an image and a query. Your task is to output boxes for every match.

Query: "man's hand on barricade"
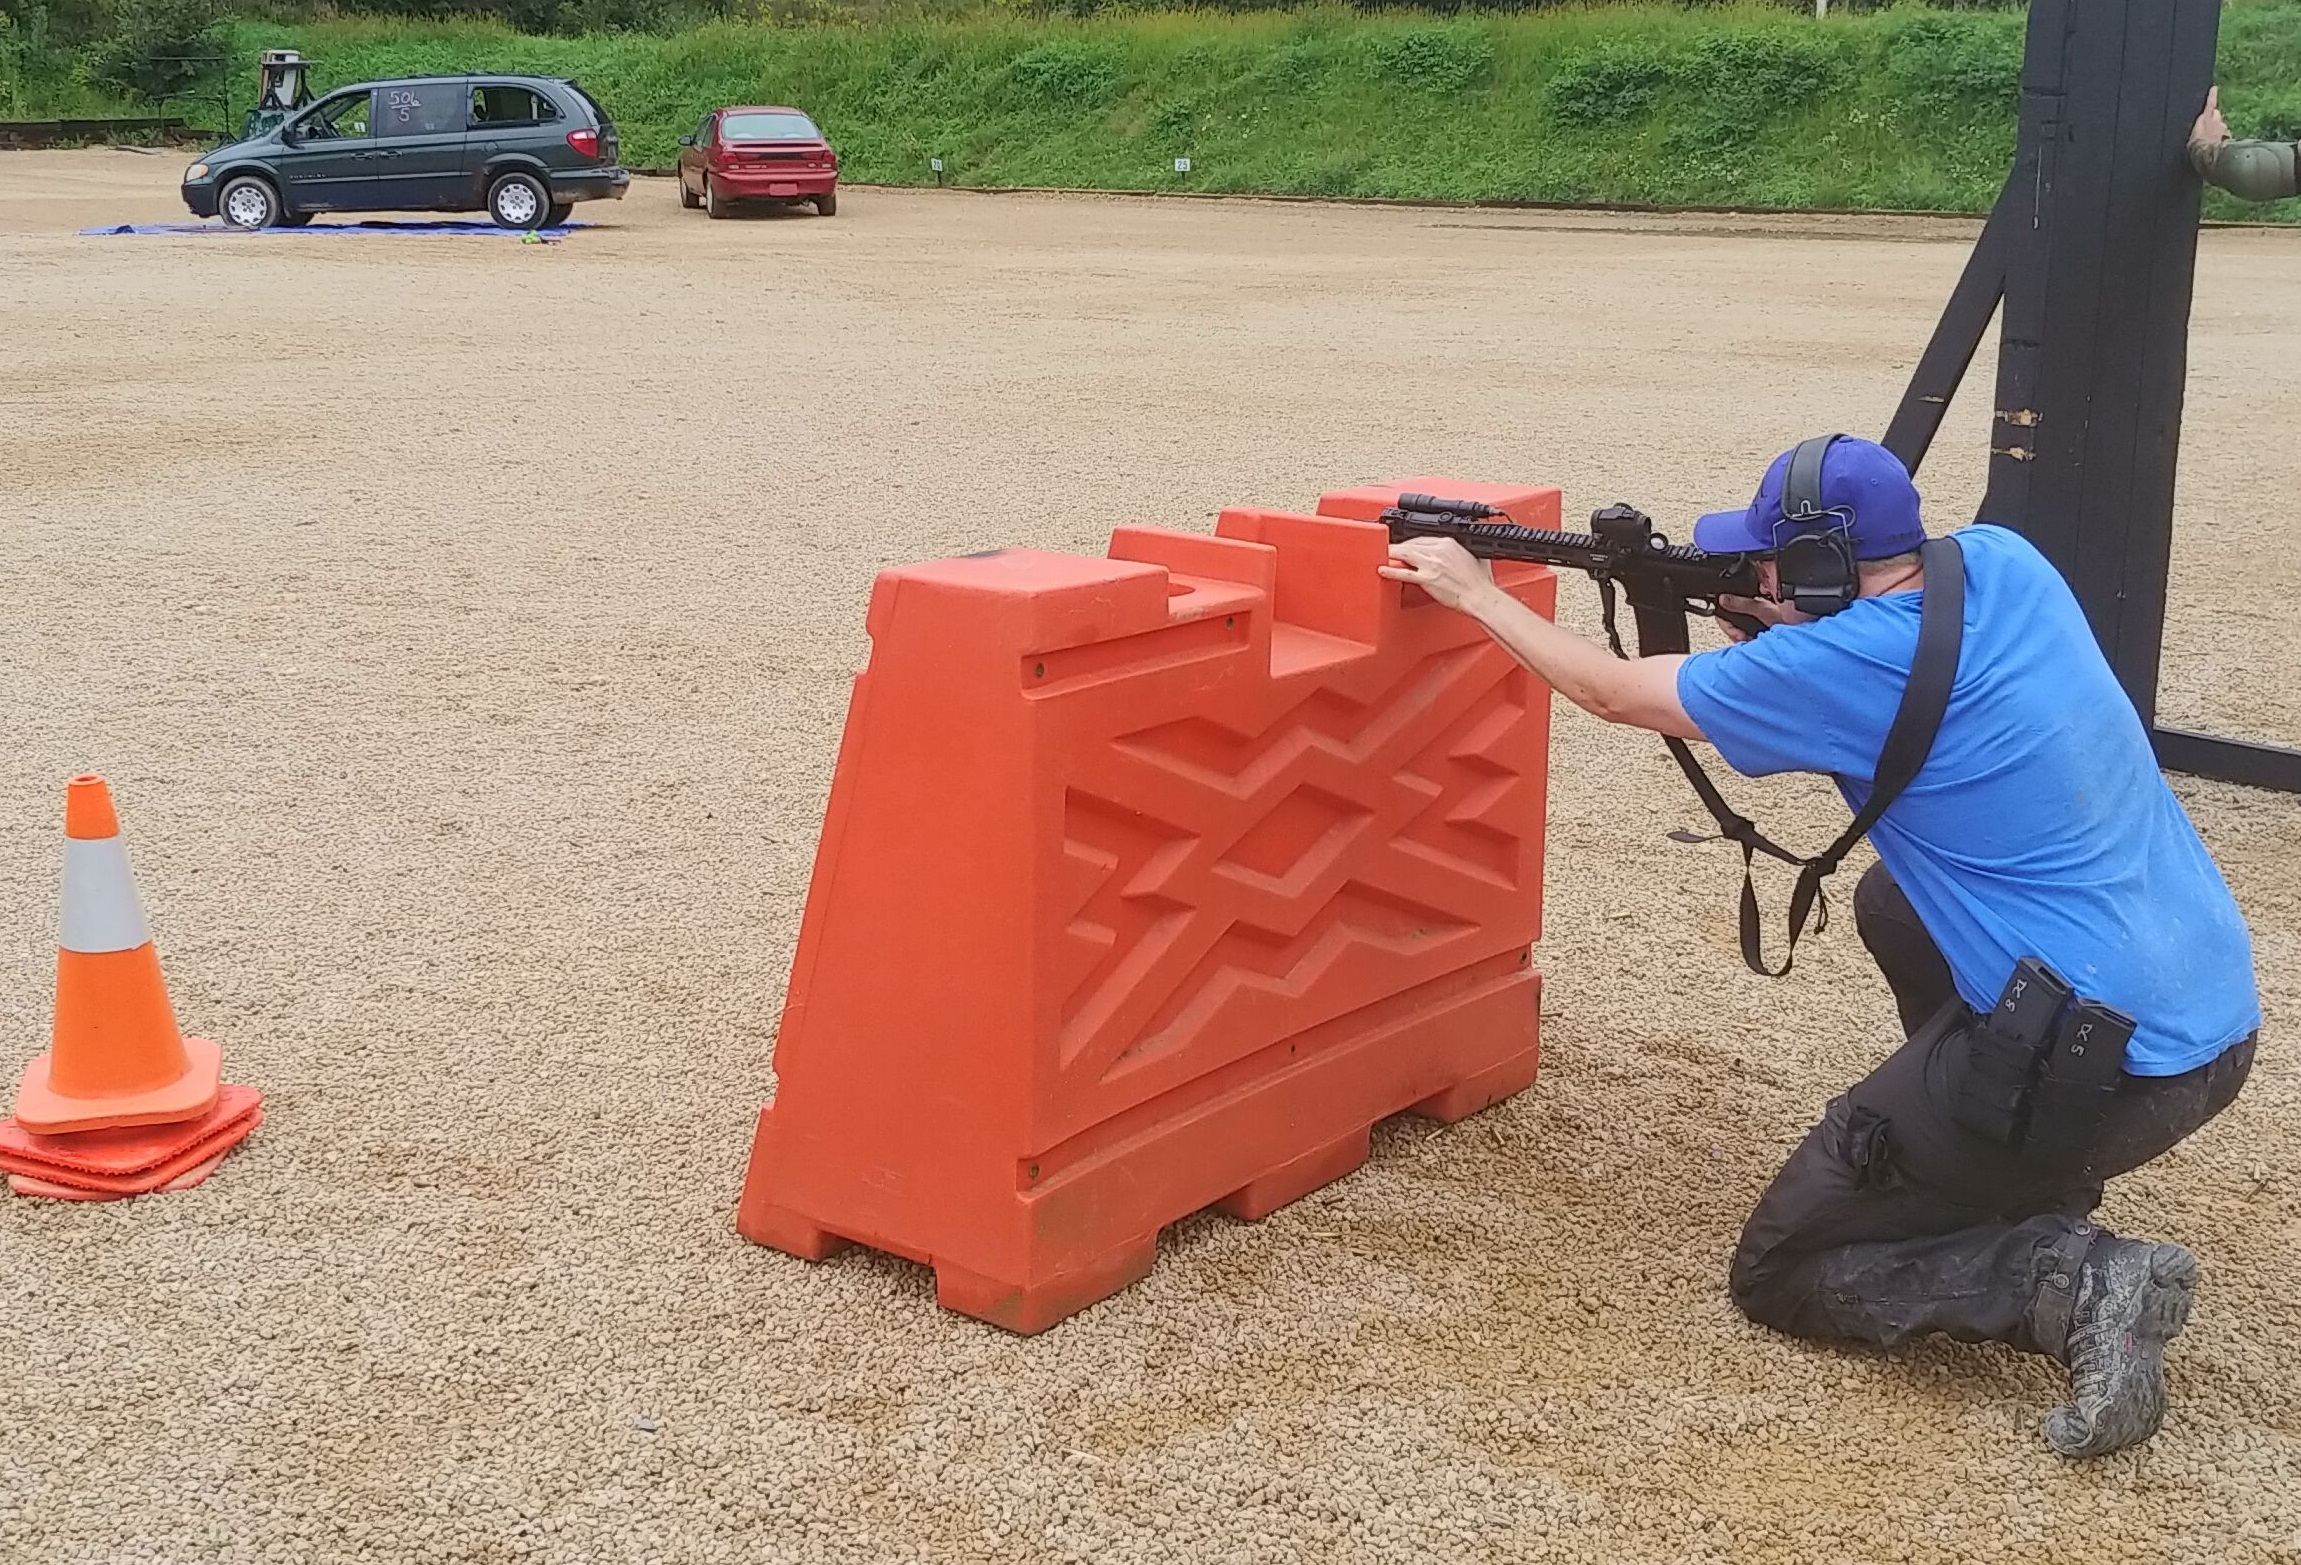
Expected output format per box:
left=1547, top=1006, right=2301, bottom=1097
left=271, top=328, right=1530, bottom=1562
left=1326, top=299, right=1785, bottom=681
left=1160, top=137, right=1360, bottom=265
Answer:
left=1381, top=536, right=1498, bottom=614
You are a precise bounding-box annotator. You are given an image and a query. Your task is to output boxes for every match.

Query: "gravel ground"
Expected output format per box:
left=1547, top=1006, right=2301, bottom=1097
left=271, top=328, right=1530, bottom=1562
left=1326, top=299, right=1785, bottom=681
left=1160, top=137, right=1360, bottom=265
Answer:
left=2, top=149, right=2297, bottom=1564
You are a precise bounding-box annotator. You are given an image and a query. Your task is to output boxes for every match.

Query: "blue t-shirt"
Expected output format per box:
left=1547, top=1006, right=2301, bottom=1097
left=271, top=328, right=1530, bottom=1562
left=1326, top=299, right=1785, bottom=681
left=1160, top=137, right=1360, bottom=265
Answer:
left=1676, top=524, right=2258, bottom=1076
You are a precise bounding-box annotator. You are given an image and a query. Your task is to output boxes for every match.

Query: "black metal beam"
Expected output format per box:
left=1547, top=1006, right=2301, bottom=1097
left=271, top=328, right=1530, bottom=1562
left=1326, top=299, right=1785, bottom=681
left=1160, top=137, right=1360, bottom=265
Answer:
left=2151, top=729, right=2301, bottom=793
left=2079, top=0, right=2220, bottom=730
left=1893, top=0, right=2297, bottom=791
left=1880, top=180, right=2011, bottom=479
left=1979, top=0, right=2219, bottom=729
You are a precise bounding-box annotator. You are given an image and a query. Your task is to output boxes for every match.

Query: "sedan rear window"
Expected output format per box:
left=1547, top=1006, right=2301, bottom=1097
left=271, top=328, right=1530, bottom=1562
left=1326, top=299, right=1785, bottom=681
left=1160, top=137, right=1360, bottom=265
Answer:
left=721, top=112, right=818, bottom=142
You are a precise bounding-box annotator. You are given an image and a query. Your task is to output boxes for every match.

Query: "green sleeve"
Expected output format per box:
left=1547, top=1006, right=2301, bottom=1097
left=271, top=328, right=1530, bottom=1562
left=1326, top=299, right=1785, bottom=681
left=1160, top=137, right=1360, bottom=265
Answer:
left=2190, top=137, right=2299, bottom=202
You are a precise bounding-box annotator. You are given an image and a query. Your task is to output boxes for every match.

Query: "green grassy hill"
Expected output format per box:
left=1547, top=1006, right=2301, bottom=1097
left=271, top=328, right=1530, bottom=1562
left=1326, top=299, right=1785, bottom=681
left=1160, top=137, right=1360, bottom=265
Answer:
left=22, top=5, right=2301, bottom=217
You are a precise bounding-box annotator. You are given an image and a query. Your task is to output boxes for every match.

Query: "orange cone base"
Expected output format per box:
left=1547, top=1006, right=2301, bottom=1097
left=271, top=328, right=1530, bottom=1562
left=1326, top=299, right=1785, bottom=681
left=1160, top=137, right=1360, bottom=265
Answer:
left=739, top=963, right=1539, bottom=1335
left=3, top=1104, right=259, bottom=1198
left=0, top=1082, right=261, bottom=1179
left=3, top=1108, right=257, bottom=1199
left=7, top=1143, right=238, bottom=1202
left=13, top=1035, right=223, bottom=1135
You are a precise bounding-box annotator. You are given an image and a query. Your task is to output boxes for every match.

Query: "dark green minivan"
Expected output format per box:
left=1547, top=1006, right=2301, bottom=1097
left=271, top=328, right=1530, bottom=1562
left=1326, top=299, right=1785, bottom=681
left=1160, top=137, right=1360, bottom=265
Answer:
left=182, top=75, right=629, bottom=230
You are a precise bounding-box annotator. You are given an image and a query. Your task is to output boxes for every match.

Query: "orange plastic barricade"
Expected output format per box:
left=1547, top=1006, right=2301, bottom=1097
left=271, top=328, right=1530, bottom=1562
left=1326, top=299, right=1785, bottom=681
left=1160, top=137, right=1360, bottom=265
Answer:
left=737, top=480, right=1559, bottom=1332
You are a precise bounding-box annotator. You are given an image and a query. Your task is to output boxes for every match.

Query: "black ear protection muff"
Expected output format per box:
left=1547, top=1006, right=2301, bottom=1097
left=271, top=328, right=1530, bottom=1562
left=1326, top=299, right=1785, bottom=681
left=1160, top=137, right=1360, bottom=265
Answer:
left=1772, top=433, right=1862, bottom=618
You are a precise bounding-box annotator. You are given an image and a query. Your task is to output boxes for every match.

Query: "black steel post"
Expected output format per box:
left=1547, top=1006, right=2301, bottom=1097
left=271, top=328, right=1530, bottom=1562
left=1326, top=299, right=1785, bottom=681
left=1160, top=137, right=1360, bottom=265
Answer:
left=1886, top=0, right=2301, bottom=792
left=1980, top=0, right=2217, bottom=726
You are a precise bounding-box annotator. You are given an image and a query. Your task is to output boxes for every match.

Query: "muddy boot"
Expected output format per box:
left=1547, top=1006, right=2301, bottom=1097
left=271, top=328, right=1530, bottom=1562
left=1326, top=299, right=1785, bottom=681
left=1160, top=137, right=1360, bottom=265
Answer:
left=2044, top=1238, right=2199, bottom=1459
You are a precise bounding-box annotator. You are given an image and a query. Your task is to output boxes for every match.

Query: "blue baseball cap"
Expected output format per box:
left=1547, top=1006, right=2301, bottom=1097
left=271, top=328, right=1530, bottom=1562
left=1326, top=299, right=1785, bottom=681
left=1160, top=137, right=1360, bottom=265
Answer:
left=1692, top=436, right=1927, bottom=560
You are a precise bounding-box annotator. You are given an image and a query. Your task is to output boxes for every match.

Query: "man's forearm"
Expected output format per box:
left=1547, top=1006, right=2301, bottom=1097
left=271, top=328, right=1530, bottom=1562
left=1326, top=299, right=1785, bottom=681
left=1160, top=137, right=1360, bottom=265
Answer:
left=1459, top=583, right=1696, bottom=737
left=2191, top=136, right=2300, bottom=202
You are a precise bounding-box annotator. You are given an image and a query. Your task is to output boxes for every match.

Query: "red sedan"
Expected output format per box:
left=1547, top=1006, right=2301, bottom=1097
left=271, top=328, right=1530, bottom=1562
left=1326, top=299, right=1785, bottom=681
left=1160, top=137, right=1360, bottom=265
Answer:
left=676, top=106, right=839, bottom=218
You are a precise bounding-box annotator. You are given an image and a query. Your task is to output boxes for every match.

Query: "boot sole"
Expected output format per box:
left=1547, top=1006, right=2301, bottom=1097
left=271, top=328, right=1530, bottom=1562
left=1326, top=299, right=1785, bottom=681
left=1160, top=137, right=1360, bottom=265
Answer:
left=2139, top=1243, right=2199, bottom=1341
left=2044, top=1242, right=2198, bottom=1460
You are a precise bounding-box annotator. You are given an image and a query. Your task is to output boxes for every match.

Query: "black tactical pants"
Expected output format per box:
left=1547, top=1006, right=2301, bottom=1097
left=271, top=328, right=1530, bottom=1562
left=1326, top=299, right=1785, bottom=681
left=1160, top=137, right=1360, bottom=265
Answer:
left=1730, top=863, right=2255, bottom=1357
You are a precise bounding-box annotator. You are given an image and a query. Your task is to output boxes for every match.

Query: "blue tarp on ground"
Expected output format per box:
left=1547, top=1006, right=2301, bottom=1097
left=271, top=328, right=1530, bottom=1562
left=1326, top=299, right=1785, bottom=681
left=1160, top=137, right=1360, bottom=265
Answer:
left=79, top=219, right=590, bottom=237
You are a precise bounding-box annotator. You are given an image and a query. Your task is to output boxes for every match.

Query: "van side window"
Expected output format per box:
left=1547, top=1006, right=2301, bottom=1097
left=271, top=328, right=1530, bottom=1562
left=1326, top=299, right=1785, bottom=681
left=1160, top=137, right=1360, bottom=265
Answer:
left=376, top=83, right=466, bottom=138
left=471, top=86, right=561, bottom=128
left=302, top=91, right=373, bottom=139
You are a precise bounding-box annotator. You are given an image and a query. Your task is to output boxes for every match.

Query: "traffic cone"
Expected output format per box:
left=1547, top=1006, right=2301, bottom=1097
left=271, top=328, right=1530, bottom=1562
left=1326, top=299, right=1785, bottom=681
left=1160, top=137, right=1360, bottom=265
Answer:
left=12, top=776, right=223, bottom=1135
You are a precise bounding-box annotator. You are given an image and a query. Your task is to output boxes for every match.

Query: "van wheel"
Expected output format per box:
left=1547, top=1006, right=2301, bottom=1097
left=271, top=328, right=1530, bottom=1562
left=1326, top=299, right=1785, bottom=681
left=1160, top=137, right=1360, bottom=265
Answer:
left=219, top=176, right=280, bottom=230
left=815, top=190, right=837, bottom=217
left=543, top=201, right=573, bottom=229
left=705, top=176, right=731, bottom=219
left=488, top=172, right=548, bottom=230
left=679, top=176, right=701, bottom=210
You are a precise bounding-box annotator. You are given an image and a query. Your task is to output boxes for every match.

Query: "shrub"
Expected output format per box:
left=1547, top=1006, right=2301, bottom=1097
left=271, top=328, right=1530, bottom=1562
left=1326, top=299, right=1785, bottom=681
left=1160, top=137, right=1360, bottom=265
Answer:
left=1147, top=96, right=1194, bottom=139
left=1256, top=38, right=1336, bottom=91
left=1879, top=13, right=2022, bottom=117
left=1007, top=38, right=1120, bottom=105
left=1369, top=25, right=1492, bottom=93
left=1683, top=31, right=1848, bottom=106
left=87, top=0, right=220, bottom=102
left=0, top=12, right=21, bottom=116
left=2236, top=89, right=2301, bottom=144
left=1544, top=43, right=1672, bottom=128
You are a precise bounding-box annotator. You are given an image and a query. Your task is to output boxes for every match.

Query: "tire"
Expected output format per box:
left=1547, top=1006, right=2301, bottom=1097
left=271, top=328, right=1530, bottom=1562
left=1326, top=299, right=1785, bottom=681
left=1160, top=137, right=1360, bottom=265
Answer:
left=704, top=176, right=731, bottom=220
left=543, top=201, right=573, bottom=229
left=487, top=171, right=549, bottom=230
left=218, top=175, right=281, bottom=231
left=679, top=175, right=701, bottom=210
left=815, top=190, right=837, bottom=217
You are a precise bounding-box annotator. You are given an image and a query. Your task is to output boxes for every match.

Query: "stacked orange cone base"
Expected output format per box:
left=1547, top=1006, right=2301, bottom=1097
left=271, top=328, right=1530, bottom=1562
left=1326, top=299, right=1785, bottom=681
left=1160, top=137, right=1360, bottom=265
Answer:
left=2, top=1085, right=262, bottom=1198
left=3, top=777, right=260, bottom=1201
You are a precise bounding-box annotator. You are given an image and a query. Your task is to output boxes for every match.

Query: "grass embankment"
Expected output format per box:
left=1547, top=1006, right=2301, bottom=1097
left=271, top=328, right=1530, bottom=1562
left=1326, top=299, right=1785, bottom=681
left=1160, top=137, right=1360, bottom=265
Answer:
left=20, top=4, right=2301, bottom=216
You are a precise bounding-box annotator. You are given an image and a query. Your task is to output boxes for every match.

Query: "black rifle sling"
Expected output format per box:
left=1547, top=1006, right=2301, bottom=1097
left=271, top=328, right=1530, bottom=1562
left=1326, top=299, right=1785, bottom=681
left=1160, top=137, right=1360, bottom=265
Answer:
left=1598, top=536, right=1966, bottom=977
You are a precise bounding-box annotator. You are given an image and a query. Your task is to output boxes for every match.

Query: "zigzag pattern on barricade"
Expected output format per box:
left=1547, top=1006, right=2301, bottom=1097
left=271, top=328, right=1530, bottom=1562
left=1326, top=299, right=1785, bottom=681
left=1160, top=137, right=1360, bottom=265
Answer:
left=1053, top=641, right=1539, bottom=1112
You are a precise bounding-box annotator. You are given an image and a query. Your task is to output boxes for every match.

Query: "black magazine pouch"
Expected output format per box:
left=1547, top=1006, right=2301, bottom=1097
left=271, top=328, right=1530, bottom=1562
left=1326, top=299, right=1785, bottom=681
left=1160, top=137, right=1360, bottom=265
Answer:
left=2019, top=1001, right=2137, bottom=1172
left=1950, top=957, right=2073, bottom=1146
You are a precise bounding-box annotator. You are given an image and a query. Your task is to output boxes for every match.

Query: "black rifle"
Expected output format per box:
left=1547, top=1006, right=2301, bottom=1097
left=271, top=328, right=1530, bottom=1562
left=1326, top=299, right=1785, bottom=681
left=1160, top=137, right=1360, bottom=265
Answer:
left=1382, top=491, right=1823, bottom=977
left=1382, top=493, right=1766, bottom=652
left=1381, top=489, right=1969, bottom=982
